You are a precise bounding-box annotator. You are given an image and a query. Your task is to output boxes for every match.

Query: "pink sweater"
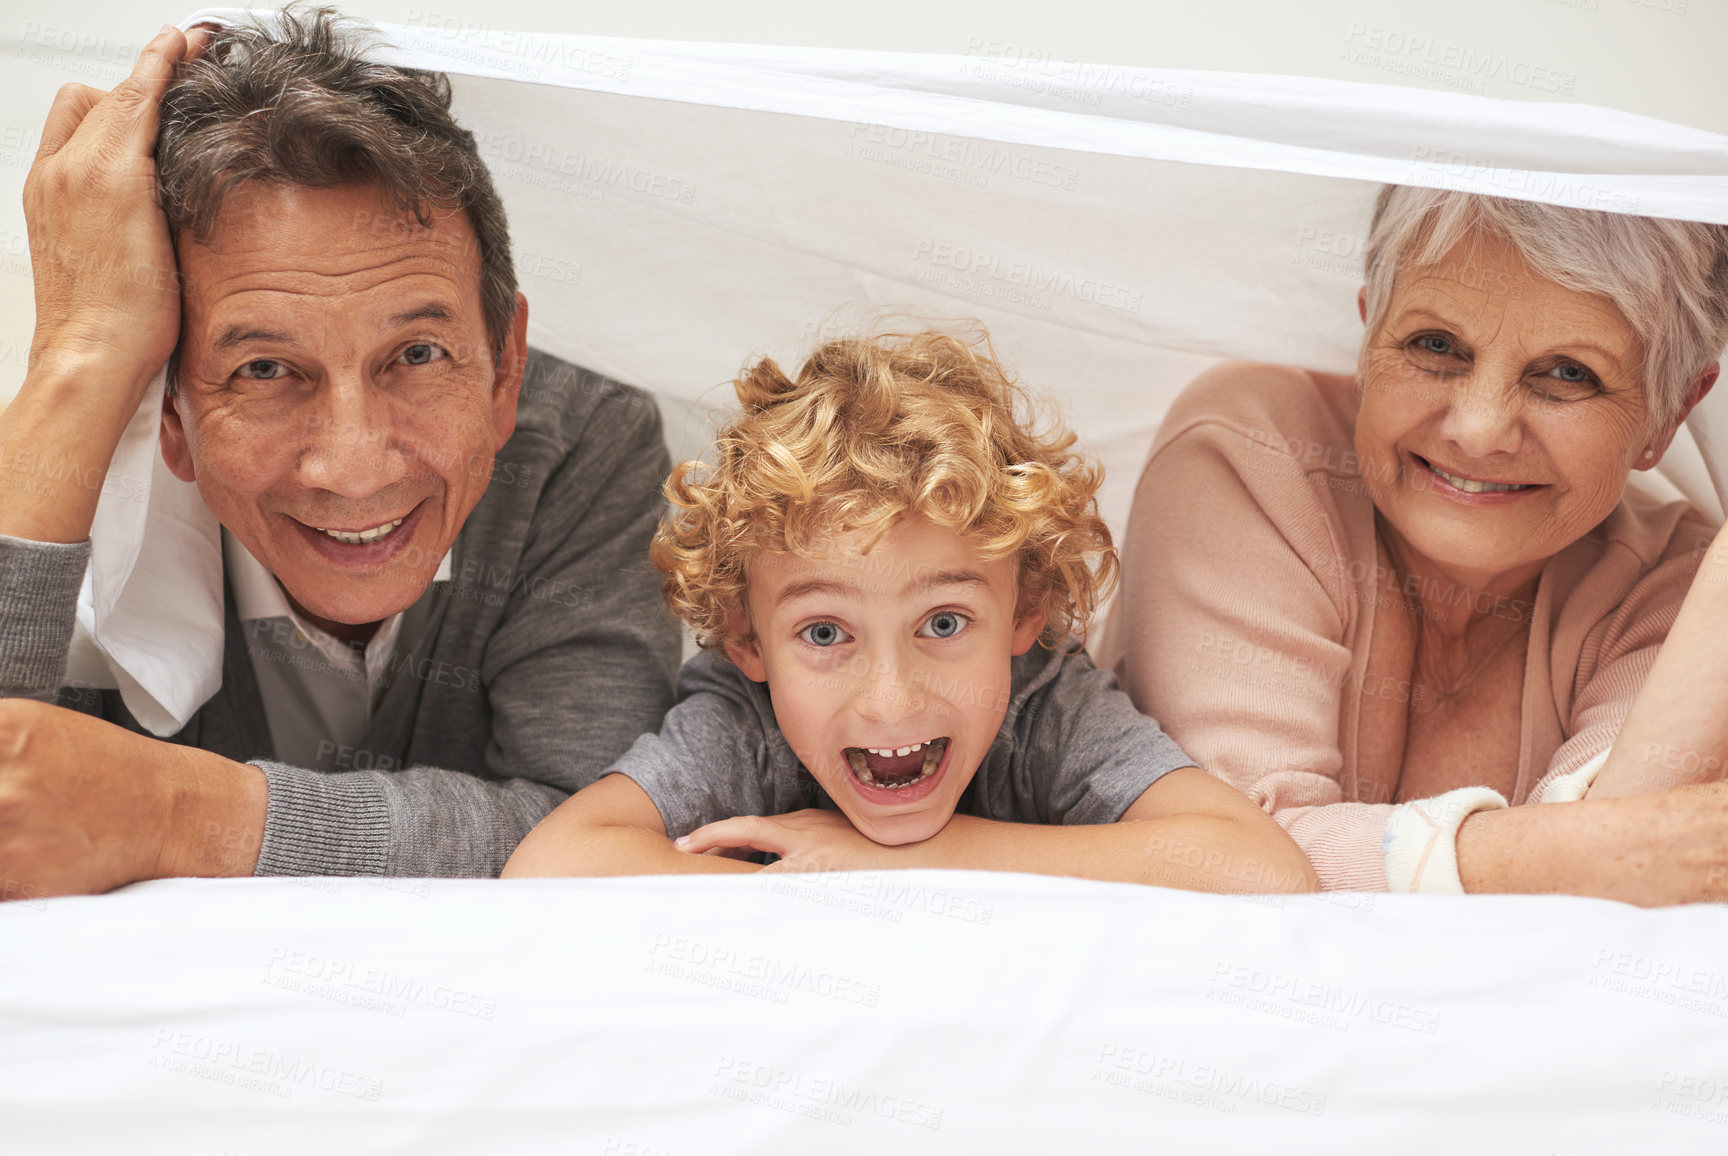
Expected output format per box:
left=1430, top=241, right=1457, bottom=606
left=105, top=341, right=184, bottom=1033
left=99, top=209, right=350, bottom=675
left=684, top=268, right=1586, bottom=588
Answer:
left=1097, top=362, right=1715, bottom=891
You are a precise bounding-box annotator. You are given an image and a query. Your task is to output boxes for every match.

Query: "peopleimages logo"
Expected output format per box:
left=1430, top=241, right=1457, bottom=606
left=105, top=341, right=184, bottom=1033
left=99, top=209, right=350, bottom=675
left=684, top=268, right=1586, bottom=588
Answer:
left=18, top=20, right=139, bottom=63
left=1341, top=22, right=1577, bottom=95
left=910, top=239, right=1143, bottom=315
left=1091, top=1044, right=1328, bottom=1117
left=710, top=1057, right=945, bottom=1130
left=1207, top=962, right=1443, bottom=1035
left=845, top=123, right=1081, bottom=191
left=960, top=38, right=1195, bottom=109
left=263, top=948, right=499, bottom=1019
left=474, top=131, right=697, bottom=205
left=149, top=1030, right=383, bottom=1102
left=401, top=12, right=635, bottom=81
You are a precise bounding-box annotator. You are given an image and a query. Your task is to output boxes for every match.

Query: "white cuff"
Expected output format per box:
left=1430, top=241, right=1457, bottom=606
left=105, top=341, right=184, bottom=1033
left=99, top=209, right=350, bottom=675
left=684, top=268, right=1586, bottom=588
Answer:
left=1382, top=787, right=1509, bottom=895
left=1536, top=748, right=1612, bottom=804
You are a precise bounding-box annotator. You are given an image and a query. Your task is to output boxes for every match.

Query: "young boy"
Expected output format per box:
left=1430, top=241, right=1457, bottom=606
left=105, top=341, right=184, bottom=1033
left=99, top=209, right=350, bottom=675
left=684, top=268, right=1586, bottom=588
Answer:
left=504, top=329, right=1316, bottom=892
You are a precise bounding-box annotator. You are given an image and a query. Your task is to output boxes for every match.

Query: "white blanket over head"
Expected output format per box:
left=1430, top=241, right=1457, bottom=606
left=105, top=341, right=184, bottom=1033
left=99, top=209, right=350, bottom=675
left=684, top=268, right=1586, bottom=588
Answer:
left=89, top=8, right=1728, bottom=733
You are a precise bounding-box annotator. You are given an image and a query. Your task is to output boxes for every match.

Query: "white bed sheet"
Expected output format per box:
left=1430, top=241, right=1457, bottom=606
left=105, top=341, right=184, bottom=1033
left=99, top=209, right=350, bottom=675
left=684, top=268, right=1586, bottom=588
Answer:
left=77, top=11, right=1728, bottom=732
left=5, top=873, right=1728, bottom=1152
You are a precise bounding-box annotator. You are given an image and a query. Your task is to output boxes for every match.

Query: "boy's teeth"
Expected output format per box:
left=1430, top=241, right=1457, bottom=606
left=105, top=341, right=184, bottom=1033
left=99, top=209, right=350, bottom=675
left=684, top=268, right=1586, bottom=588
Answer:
left=316, top=518, right=404, bottom=545
left=844, top=738, right=948, bottom=790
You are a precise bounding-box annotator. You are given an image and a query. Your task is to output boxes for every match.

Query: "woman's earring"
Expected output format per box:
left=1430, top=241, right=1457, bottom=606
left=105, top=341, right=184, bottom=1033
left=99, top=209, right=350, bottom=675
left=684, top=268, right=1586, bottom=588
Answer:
left=1644, top=449, right=1655, bottom=460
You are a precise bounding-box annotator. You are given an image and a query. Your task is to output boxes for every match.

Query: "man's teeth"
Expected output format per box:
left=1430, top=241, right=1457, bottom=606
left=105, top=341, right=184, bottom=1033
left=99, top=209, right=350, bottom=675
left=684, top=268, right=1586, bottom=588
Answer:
left=1428, top=463, right=1531, bottom=493
left=315, top=518, right=404, bottom=545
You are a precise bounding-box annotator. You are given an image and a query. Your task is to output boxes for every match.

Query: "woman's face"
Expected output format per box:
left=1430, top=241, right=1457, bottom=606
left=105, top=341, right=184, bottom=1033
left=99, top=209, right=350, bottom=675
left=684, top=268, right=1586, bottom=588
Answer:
left=1355, top=231, right=1654, bottom=584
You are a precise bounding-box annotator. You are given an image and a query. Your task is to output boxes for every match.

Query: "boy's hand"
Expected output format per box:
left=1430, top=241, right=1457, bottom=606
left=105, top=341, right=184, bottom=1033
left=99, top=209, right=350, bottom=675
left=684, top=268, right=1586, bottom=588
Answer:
left=678, top=810, right=896, bottom=873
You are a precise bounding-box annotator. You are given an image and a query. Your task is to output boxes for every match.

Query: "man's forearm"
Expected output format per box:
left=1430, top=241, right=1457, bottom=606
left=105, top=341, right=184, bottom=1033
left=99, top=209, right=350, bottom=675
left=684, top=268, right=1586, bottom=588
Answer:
left=154, top=746, right=268, bottom=879
left=0, top=357, right=151, bottom=544
left=13, top=22, right=195, bottom=547
left=255, top=761, right=579, bottom=878
left=0, top=535, right=88, bottom=696
left=882, top=814, right=1317, bottom=893
left=0, top=701, right=264, bottom=897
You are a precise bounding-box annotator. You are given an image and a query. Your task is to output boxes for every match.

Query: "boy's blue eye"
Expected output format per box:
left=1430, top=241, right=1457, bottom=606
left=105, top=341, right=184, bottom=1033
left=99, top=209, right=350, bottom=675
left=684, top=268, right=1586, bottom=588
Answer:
left=920, top=612, right=968, bottom=639
left=800, top=622, right=849, bottom=647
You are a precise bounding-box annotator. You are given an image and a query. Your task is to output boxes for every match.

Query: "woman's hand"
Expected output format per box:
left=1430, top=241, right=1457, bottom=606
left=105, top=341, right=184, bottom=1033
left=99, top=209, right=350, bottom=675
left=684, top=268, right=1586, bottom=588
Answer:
left=678, top=810, right=896, bottom=874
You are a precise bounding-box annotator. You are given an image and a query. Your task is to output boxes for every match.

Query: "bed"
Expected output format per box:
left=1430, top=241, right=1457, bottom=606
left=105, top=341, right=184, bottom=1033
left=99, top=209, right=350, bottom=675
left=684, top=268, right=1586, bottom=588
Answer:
left=7, top=873, right=1728, bottom=1152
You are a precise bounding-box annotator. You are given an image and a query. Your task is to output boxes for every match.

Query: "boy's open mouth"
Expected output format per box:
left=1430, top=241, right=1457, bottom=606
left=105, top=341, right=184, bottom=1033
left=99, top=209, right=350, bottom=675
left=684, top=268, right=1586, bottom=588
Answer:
left=843, top=737, right=950, bottom=790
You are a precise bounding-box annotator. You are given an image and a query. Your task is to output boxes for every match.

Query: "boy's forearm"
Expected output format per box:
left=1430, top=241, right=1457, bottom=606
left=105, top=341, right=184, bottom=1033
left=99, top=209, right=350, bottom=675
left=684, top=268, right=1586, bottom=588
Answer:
left=503, top=825, right=759, bottom=878
left=888, top=814, right=1318, bottom=893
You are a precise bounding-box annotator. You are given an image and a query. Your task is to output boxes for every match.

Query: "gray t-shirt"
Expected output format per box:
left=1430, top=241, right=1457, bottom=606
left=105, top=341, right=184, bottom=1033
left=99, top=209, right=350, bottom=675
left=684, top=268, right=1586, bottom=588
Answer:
left=617, top=638, right=1195, bottom=838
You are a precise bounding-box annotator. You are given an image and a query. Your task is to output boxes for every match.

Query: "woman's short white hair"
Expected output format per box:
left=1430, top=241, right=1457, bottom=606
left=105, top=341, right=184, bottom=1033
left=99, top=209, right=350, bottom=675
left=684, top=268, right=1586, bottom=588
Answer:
left=1361, top=186, right=1728, bottom=430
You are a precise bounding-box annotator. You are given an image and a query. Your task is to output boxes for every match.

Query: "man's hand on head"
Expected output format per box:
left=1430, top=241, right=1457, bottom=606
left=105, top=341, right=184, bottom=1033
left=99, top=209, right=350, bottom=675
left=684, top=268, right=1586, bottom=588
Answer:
left=0, top=699, right=266, bottom=899
left=2, top=24, right=210, bottom=546
left=25, top=23, right=207, bottom=391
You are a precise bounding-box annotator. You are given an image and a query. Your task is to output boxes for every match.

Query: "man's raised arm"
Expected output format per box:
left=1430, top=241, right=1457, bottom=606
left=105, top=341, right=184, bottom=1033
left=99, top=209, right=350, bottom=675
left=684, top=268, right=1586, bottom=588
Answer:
left=1, top=26, right=202, bottom=549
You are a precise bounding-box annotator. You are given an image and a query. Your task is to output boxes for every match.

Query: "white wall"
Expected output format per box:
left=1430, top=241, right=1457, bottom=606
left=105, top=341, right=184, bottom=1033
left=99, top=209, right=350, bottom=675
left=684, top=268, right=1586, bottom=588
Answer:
left=2, top=0, right=1723, bottom=404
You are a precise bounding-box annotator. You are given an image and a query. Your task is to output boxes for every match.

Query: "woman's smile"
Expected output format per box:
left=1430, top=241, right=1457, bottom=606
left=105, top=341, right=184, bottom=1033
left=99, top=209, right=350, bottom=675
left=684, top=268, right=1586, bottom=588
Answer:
left=1409, top=453, right=1544, bottom=504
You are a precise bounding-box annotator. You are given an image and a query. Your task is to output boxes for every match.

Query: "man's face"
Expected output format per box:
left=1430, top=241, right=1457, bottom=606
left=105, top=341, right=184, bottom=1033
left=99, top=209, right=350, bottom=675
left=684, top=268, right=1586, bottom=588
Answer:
left=162, top=182, right=526, bottom=635
left=724, top=517, right=1043, bottom=846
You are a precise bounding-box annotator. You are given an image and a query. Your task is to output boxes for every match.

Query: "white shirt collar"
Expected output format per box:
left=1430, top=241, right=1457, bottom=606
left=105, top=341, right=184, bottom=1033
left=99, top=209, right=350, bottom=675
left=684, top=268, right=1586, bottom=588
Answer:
left=224, top=530, right=452, bottom=624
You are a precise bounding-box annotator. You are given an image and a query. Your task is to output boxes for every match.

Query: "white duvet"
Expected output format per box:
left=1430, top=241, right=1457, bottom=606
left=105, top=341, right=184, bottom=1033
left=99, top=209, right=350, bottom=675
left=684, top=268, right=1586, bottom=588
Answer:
left=5, top=874, right=1728, bottom=1152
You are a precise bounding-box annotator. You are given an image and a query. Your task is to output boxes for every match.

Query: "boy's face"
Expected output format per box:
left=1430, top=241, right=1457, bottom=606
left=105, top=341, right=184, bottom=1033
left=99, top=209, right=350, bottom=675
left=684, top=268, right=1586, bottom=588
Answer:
left=724, top=516, right=1043, bottom=846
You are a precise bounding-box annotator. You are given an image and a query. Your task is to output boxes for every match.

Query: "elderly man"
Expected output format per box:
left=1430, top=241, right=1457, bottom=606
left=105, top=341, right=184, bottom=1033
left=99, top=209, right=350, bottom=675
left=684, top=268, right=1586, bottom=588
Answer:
left=0, top=13, right=679, bottom=896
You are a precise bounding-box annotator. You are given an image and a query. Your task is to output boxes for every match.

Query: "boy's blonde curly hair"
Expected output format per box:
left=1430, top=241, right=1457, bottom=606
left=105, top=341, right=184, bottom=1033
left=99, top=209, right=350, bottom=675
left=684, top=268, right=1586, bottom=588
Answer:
left=652, top=325, right=1117, bottom=649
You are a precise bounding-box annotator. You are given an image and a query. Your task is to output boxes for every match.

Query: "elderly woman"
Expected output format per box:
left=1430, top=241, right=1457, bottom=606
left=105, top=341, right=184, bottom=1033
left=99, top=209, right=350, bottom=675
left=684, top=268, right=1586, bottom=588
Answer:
left=1100, top=186, right=1728, bottom=902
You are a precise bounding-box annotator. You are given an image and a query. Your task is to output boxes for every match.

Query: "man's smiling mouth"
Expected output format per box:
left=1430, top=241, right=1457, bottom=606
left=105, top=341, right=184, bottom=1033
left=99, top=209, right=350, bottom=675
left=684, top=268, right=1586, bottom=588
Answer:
left=843, top=737, right=949, bottom=789
left=287, top=502, right=429, bottom=567
left=312, top=517, right=407, bottom=545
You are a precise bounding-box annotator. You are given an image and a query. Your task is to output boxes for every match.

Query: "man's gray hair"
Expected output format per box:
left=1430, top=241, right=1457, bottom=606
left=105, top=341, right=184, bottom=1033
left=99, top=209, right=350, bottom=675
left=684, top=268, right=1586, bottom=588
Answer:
left=1361, top=186, right=1728, bottom=430
left=156, top=5, right=517, bottom=364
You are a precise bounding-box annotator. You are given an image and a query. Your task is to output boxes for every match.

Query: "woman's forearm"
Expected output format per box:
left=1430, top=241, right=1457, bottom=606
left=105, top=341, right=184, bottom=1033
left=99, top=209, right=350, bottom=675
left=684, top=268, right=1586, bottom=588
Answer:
left=1592, top=524, right=1728, bottom=799
left=1457, top=784, right=1728, bottom=905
